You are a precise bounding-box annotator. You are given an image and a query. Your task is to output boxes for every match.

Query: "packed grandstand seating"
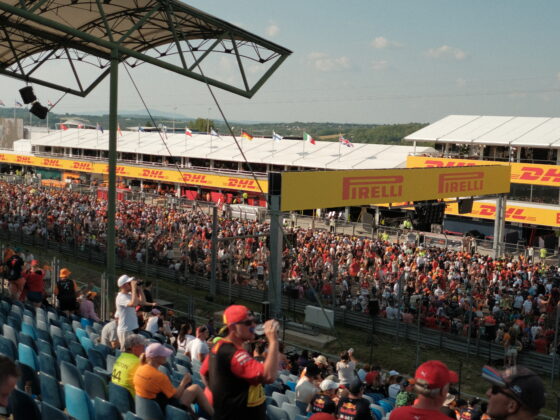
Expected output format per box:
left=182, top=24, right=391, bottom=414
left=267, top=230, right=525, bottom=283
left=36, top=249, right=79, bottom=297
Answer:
left=0, top=180, right=559, bottom=357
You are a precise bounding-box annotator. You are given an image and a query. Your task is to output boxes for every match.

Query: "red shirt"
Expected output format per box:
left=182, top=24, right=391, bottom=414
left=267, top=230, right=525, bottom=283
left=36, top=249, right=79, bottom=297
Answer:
left=390, top=405, right=452, bottom=420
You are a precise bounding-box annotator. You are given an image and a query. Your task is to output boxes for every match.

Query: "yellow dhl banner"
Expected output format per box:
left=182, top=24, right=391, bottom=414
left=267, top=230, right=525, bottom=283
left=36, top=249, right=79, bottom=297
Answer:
left=446, top=201, right=560, bottom=228
left=280, top=166, right=510, bottom=211
left=407, top=156, right=560, bottom=187
left=0, top=152, right=267, bottom=193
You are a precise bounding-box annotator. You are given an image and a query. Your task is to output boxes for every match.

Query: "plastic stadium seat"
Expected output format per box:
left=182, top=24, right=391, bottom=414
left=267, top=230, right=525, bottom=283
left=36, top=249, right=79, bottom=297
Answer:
left=370, top=406, right=383, bottom=420
left=267, top=405, right=290, bottom=420
left=363, top=394, right=374, bottom=404
left=64, top=384, right=95, bottom=420
left=135, top=395, right=164, bottom=420
left=50, top=325, right=63, bottom=338
left=37, top=320, right=49, bottom=332
left=21, top=322, right=37, bottom=339
left=166, top=404, right=192, bottom=420
left=108, top=382, right=135, bottom=414
left=37, top=339, right=53, bottom=356
left=281, top=402, right=300, bottom=420
left=9, top=387, right=41, bottom=420
left=39, top=372, right=64, bottom=410
left=79, top=336, right=94, bottom=353
left=52, top=335, right=67, bottom=350
left=75, top=355, right=93, bottom=374
left=81, top=318, right=94, bottom=329
left=60, top=361, right=85, bottom=389
left=378, top=399, right=393, bottom=414
left=124, top=412, right=142, bottom=420
left=88, top=348, right=106, bottom=370
left=266, top=396, right=278, bottom=407
left=18, top=343, right=39, bottom=370
left=106, top=354, right=117, bottom=373
left=271, top=391, right=289, bottom=409
left=41, top=401, right=70, bottom=420
left=18, top=332, right=38, bottom=353
left=84, top=371, right=107, bottom=401
left=285, top=389, right=296, bottom=403
left=75, top=328, right=88, bottom=341
left=3, top=324, right=19, bottom=347
left=0, top=335, right=16, bottom=359
left=56, top=345, right=74, bottom=364
left=93, top=397, right=121, bottom=420
left=10, top=304, right=23, bottom=317
left=65, top=331, right=79, bottom=346
left=68, top=340, right=86, bottom=359
left=285, top=381, right=296, bottom=391
left=16, top=361, right=40, bottom=396
left=295, top=400, right=307, bottom=415
left=366, top=392, right=384, bottom=403
left=295, top=415, right=308, bottom=420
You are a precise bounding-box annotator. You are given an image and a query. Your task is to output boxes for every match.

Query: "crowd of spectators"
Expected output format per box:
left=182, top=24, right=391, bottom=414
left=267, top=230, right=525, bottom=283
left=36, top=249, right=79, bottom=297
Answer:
left=0, top=180, right=559, bottom=359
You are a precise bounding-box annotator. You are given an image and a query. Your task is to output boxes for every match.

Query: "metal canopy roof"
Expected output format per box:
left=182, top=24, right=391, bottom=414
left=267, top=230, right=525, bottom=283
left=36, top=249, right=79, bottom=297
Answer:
left=404, top=115, right=560, bottom=148
left=23, top=129, right=435, bottom=170
left=0, top=0, right=291, bottom=97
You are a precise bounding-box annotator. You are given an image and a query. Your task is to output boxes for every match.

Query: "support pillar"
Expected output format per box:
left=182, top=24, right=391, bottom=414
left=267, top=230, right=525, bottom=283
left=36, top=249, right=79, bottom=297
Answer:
left=210, top=206, right=218, bottom=297
left=268, top=195, right=283, bottom=318
left=493, top=194, right=507, bottom=258
left=106, top=49, right=119, bottom=314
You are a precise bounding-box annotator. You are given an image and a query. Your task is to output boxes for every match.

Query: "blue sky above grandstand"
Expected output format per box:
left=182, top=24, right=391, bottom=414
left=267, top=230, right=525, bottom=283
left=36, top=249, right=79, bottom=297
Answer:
left=2, top=1, right=560, bottom=125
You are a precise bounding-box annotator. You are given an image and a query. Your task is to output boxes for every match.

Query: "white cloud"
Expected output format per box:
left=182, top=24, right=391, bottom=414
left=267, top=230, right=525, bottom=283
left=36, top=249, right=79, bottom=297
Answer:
left=307, top=52, right=351, bottom=72
left=426, top=45, right=467, bottom=60
left=455, top=78, right=467, bottom=87
left=371, top=60, right=388, bottom=71
left=556, top=72, right=560, bottom=81
left=371, top=36, right=402, bottom=49
left=266, top=23, right=279, bottom=37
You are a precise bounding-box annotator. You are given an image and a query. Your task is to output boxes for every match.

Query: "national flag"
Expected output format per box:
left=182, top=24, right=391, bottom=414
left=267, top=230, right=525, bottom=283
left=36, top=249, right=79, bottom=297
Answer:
left=47, top=100, right=54, bottom=107
left=96, top=123, right=104, bottom=134
left=339, top=136, right=353, bottom=147
left=272, top=131, right=283, bottom=141
left=118, top=124, right=123, bottom=136
left=303, top=132, right=316, bottom=145
left=138, top=127, right=145, bottom=132
left=77, top=123, right=84, bottom=129
left=15, top=101, right=23, bottom=108
left=210, top=128, right=218, bottom=136
left=241, top=131, right=253, bottom=141
left=60, top=124, right=68, bottom=131
left=0, top=100, right=5, bottom=106
left=185, top=127, right=192, bottom=137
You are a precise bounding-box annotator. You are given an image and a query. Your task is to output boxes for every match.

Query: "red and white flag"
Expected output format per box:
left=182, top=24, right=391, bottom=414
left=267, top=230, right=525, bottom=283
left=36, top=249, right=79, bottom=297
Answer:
left=185, top=127, right=192, bottom=137
left=60, top=124, right=68, bottom=131
left=303, top=132, right=316, bottom=145
left=339, top=136, right=353, bottom=147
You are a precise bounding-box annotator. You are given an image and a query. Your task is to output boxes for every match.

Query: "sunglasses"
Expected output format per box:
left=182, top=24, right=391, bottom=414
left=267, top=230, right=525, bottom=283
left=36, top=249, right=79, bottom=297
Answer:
left=237, top=319, right=256, bottom=326
left=490, top=385, right=523, bottom=405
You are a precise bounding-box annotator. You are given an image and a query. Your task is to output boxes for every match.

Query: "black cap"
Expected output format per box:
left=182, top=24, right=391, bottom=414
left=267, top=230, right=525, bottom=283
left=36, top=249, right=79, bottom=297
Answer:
left=305, top=362, right=321, bottom=378
left=482, top=365, right=545, bottom=413
left=347, top=378, right=363, bottom=395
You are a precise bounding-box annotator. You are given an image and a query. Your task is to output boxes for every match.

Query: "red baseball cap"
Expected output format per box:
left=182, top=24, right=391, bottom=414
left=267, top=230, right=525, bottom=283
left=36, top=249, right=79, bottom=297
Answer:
left=309, top=414, right=336, bottom=420
left=415, top=360, right=458, bottom=389
left=223, top=305, right=250, bottom=326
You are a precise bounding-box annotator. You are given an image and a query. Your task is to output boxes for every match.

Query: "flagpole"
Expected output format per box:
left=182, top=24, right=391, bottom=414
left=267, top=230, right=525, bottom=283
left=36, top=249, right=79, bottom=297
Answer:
left=272, top=132, right=275, bottom=158
left=302, top=131, right=305, bottom=158
left=338, top=133, right=342, bottom=160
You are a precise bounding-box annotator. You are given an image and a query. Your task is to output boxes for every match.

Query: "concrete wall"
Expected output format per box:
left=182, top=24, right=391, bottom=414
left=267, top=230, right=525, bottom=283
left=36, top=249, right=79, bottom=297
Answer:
left=0, top=118, right=24, bottom=149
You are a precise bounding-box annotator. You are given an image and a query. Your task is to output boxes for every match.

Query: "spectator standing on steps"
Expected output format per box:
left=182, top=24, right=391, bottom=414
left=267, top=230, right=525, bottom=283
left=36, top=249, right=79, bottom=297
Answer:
left=55, top=268, right=78, bottom=316
left=115, top=274, right=153, bottom=350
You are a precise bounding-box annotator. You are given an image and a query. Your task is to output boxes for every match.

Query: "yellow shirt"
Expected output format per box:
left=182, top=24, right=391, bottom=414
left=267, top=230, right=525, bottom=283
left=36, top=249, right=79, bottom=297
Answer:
left=111, top=352, right=140, bottom=396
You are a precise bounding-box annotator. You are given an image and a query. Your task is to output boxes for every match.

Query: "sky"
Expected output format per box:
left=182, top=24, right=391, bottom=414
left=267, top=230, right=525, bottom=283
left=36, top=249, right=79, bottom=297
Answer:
left=3, top=1, right=560, bottom=125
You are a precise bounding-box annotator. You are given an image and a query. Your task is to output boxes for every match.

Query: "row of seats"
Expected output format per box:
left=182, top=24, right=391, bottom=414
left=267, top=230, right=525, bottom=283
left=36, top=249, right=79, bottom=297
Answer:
left=0, top=295, right=197, bottom=420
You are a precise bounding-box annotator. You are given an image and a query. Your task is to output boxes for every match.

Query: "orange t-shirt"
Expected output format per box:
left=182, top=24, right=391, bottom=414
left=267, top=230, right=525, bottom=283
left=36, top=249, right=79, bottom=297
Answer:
left=133, top=364, right=176, bottom=400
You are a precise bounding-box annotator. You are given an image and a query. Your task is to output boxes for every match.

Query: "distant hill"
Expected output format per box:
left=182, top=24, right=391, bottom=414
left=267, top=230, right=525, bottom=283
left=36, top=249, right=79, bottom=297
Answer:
left=0, top=107, right=427, bottom=145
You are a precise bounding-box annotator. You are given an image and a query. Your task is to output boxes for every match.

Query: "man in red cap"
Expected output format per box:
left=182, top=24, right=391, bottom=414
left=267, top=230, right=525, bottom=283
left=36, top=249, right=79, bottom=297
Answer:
left=200, top=304, right=279, bottom=420
left=390, top=360, right=458, bottom=420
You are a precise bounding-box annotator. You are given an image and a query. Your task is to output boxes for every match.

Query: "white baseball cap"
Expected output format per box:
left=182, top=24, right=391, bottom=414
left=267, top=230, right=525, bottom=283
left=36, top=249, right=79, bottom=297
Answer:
left=117, top=274, right=134, bottom=288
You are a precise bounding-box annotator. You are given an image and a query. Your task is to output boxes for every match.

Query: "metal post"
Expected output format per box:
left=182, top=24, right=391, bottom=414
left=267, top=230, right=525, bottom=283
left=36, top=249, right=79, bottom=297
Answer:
left=551, top=302, right=560, bottom=385
left=415, top=303, right=422, bottom=367
left=493, top=194, right=506, bottom=258
left=268, top=195, right=283, bottom=318
left=209, top=206, right=218, bottom=296
left=332, top=261, right=337, bottom=309
left=106, top=48, right=119, bottom=315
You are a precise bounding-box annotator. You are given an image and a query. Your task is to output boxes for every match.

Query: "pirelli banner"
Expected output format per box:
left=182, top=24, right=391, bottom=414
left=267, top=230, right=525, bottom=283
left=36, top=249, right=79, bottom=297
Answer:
left=407, top=156, right=560, bottom=187
left=446, top=201, right=560, bottom=228
left=0, top=152, right=267, bottom=193
left=279, top=166, right=510, bottom=211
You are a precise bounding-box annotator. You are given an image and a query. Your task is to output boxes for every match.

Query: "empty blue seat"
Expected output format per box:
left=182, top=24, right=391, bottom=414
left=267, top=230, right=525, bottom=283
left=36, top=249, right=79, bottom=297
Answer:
left=108, top=382, right=134, bottom=414
left=79, top=336, right=94, bottom=353
left=21, top=322, right=37, bottom=339
left=124, top=412, right=141, bottom=420
left=267, top=405, right=290, bottom=420
left=69, top=341, right=86, bottom=359
left=135, top=395, right=164, bottom=420
left=371, top=406, right=383, bottom=420
left=41, top=401, right=70, bottom=420
left=3, top=324, right=18, bottom=347
left=75, top=328, right=88, bottom=341
left=60, top=361, right=85, bottom=389
left=18, top=343, right=39, bottom=370
left=16, top=361, right=40, bottom=396
left=55, top=345, right=74, bottom=364
left=87, top=348, right=106, bottom=370
left=76, top=355, right=93, bottom=374
left=378, top=399, right=393, bottom=413
left=166, top=404, right=192, bottom=420
left=50, top=325, right=63, bottom=338
left=37, top=320, right=49, bottom=332
left=282, top=402, right=301, bottom=419
left=64, top=384, right=94, bottom=420
left=0, top=335, right=16, bottom=359
left=37, top=339, right=53, bottom=357
left=9, top=387, right=41, bottom=420
left=93, top=397, right=121, bottom=420
left=65, top=330, right=79, bottom=346
left=84, top=370, right=107, bottom=401
left=39, top=372, right=64, bottom=410
left=18, top=332, right=38, bottom=353
left=52, top=335, right=67, bottom=350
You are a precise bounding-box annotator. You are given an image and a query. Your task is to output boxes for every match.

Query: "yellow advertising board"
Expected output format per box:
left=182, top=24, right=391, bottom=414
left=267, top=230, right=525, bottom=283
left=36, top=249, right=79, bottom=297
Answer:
left=280, top=166, right=511, bottom=211
left=446, top=201, right=560, bottom=228
left=407, top=156, right=560, bottom=187
left=0, top=152, right=267, bottom=193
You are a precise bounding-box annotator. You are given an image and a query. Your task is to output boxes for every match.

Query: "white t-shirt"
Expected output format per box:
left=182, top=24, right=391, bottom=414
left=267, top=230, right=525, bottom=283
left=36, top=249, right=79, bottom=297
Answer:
left=336, top=360, right=356, bottom=385
left=177, top=334, right=195, bottom=354
left=145, top=316, right=159, bottom=334
left=186, top=337, right=209, bottom=362
left=116, top=292, right=138, bottom=332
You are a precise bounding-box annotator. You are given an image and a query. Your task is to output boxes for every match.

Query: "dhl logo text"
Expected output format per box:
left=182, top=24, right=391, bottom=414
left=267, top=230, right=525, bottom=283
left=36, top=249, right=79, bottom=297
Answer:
left=72, top=161, right=93, bottom=171
left=438, top=172, right=484, bottom=193
left=16, top=156, right=31, bottom=164
left=342, top=176, right=403, bottom=200
left=476, top=205, right=535, bottom=221
left=182, top=173, right=208, bottom=184
left=424, top=159, right=476, bottom=168
left=514, top=166, right=560, bottom=184
left=227, top=178, right=257, bottom=189
left=0, top=154, right=6, bottom=161
left=42, top=158, right=62, bottom=168
left=141, top=169, right=166, bottom=180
